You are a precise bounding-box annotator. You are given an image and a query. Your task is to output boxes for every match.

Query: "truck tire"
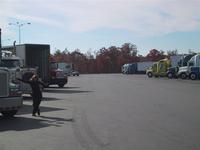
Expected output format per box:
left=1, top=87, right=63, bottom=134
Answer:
left=180, top=73, right=187, bottom=79
left=167, top=72, right=173, bottom=79
left=1, top=110, right=18, bottom=118
left=58, top=83, right=65, bottom=88
left=189, top=73, right=197, bottom=80
left=147, top=72, right=153, bottom=78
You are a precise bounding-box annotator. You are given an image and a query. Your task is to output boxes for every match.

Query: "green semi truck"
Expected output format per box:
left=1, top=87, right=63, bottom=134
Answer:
left=146, top=59, right=171, bottom=77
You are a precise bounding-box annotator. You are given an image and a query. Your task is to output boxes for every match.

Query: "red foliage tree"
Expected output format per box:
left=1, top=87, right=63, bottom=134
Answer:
left=146, top=49, right=166, bottom=61
left=51, top=43, right=173, bottom=73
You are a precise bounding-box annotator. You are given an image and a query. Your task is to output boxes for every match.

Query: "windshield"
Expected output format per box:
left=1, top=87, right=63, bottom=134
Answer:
left=0, top=60, right=20, bottom=68
left=50, top=62, right=58, bottom=69
left=65, top=64, right=71, bottom=69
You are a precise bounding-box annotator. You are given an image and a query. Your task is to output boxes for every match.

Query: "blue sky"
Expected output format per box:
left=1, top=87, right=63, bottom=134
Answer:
left=0, top=0, right=200, bottom=55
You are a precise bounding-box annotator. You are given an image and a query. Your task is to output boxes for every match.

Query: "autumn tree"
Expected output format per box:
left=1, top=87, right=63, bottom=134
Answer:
left=51, top=43, right=140, bottom=73
left=167, top=49, right=178, bottom=56
left=146, top=49, right=166, bottom=61
left=53, top=49, right=63, bottom=62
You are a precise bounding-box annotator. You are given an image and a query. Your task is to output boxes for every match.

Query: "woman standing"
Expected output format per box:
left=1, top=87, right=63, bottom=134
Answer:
left=17, top=74, right=45, bottom=116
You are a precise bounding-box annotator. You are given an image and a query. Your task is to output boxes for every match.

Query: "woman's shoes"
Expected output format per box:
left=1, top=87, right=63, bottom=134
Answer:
left=32, top=109, right=40, bottom=116
left=37, top=109, right=40, bottom=116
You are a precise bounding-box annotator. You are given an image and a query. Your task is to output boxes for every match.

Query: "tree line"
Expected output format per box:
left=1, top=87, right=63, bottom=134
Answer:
left=50, top=43, right=186, bottom=73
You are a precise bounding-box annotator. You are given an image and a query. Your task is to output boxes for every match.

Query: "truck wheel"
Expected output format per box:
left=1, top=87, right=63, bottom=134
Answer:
left=167, top=72, right=173, bottom=79
left=180, top=73, right=187, bottom=79
left=58, top=83, right=65, bottom=88
left=190, top=73, right=197, bottom=80
left=147, top=72, right=153, bottom=78
left=1, top=110, right=18, bottom=118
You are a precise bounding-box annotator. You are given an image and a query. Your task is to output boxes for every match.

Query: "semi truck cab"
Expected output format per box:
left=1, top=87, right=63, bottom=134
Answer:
left=167, top=54, right=195, bottom=79
left=177, top=54, right=200, bottom=80
left=188, top=54, right=200, bottom=80
left=0, top=68, right=22, bottom=117
left=0, top=28, right=22, bottom=117
left=0, top=51, right=37, bottom=94
left=146, top=59, right=171, bottom=77
left=50, top=62, right=68, bottom=88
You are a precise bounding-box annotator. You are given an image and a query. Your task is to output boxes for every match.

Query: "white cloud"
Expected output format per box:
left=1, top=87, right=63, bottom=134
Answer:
left=62, top=0, right=200, bottom=36
left=1, top=0, right=200, bottom=36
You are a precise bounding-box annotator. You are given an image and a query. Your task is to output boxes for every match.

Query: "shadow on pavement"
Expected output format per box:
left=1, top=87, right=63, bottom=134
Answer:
left=43, top=89, right=93, bottom=94
left=23, top=96, right=61, bottom=101
left=0, top=103, right=74, bottom=132
left=0, top=115, right=74, bottom=132
left=39, top=116, right=74, bottom=122
left=18, top=104, right=66, bottom=115
left=46, top=86, right=81, bottom=89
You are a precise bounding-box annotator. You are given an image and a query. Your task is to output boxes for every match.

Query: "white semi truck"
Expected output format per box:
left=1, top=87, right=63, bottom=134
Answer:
left=1, top=50, right=37, bottom=94
left=0, top=28, right=22, bottom=117
left=177, top=54, right=200, bottom=80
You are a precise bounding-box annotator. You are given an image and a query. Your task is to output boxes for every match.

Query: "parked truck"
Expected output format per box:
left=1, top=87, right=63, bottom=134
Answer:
left=122, top=62, right=154, bottom=74
left=122, top=63, right=137, bottom=74
left=146, top=58, right=171, bottom=77
left=1, top=50, right=37, bottom=94
left=188, top=54, right=200, bottom=80
left=0, top=28, right=22, bottom=117
left=57, top=62, right=73, bottom=76
left=170, top=55, right=183, bottom=68
left=177, top=54, right=200, bottom=79
left=50, top=61, right=68, bottom=87
left=166, top=54, right=195, bottom=78
left=3, top=44, right=68, bottom=88
left=137, top=62, right=154, bottom=74
left=188, top=66, right=200, bottom=80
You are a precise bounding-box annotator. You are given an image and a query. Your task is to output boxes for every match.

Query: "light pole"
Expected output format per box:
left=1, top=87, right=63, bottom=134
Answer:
left=9, top=22, right=31, bottom=44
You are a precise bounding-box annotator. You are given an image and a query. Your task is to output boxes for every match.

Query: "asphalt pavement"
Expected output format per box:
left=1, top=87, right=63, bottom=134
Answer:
left=1, top=74, right=200, bottom=150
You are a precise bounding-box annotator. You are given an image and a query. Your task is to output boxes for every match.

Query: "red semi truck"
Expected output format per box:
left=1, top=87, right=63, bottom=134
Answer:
left=50, top=61, right=68, bottom=87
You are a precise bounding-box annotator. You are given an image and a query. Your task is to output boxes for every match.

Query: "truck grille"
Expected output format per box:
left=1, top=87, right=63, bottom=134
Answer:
left=0, top=70, right=9, bottom=97
left=56, top=71, right=64, bottom=78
